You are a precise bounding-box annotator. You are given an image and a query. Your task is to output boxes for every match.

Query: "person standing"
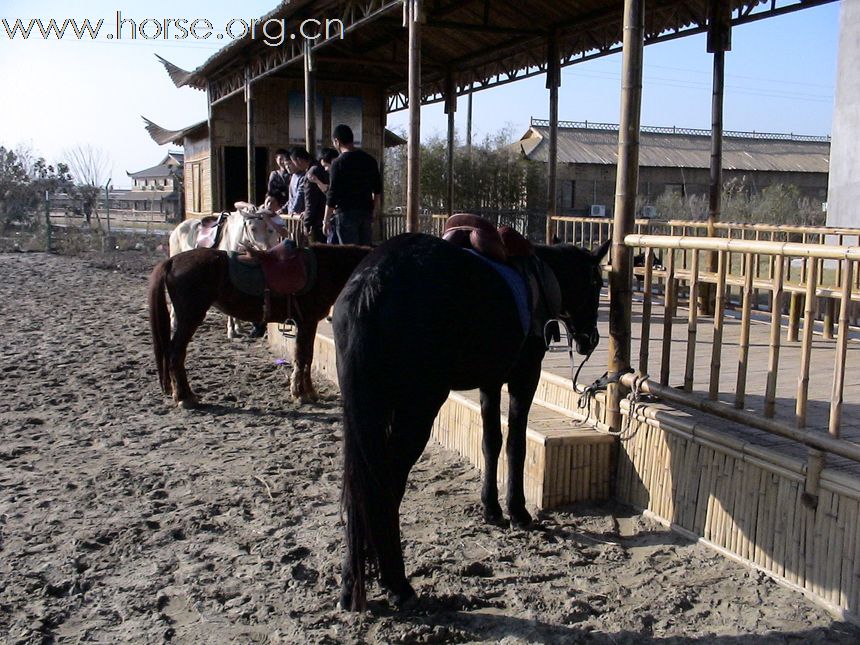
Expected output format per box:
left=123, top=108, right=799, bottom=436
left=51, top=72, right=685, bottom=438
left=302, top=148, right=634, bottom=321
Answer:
left=267, top=149, right=291, bottom=213
left=323, top=125, right=381, bottom=246
left=307, top=148, right=339, bottom=242
left=289, top=147, right=326, bottom=242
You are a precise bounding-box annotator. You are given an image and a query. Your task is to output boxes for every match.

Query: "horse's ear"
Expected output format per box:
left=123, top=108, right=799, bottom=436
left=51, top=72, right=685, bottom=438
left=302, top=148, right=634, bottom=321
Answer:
left=593, top=239, right=611, bottom=262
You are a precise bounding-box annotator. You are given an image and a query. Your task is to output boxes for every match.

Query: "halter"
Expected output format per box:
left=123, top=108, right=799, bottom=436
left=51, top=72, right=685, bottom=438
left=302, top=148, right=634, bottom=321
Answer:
left=543, top=318, right=634, bottom=422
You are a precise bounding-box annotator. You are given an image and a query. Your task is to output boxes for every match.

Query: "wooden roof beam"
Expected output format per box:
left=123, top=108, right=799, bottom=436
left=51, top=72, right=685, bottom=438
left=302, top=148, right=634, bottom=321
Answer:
left=424, top=19, right=542, bottom=37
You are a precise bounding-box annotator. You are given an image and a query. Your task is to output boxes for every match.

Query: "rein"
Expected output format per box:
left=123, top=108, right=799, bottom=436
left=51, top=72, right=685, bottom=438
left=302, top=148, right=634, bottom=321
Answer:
left=543, top=318, right=635, bottom=433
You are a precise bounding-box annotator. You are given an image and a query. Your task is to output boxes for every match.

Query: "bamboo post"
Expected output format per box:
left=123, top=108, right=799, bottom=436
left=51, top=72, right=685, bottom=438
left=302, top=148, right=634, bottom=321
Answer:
left=709, top=250, right=727, bottom=400
left=444, top=69, right=456, bottom=218
left=823, top=298, right=835, bottom=340
left=605, top=0, right=643, bottom=433
left=684, top=249, right=700, bottom=391
left=829, top=260, right=854, bottom=438
left=765, top=256, right=785, bottom=418
left=788, top=290, right=801, bottom=342
left=638, top=248, right=654, bottom=375
left=661, top=250, right=677, bottom=386
left=405, top=0, right=422, bottom=233
left=545, top=31, right=560, bottom=244
left=795, top=257, right=819, bottom=428
left=245, top=66, right=256, bottom=205
left=303, top=39, right=316, bottom=157
left=734, top=253, right=754, bottom=409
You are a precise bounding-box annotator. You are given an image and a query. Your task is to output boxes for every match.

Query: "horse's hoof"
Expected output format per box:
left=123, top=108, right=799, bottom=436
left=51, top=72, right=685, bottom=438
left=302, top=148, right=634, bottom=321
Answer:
left=177, top=397, right=199, bottom=410
left=337, top=589, right=354, bottom=612
left=482, top=503, right=505, bottom=526
left=509, top=508, right=533, bottom=529
left=388, top=584, right=418, bottom=611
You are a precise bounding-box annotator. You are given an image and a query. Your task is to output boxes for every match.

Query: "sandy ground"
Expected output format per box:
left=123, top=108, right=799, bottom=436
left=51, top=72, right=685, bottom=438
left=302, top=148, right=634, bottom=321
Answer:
left=1, top=249, right=859, bottom=644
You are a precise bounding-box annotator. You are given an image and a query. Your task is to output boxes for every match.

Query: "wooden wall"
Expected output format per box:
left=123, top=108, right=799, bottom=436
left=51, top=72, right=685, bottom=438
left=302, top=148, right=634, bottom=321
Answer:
left=208, top=77, right=386, bottom=211
left=183, top=132, right=211, bottom=218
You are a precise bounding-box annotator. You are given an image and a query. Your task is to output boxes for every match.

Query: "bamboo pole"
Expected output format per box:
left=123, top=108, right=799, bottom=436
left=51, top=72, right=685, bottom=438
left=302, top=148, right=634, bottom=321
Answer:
left=444, top=70, right=456, bottom=218
left=684, top=249, right=700, bottom=391
left=303, top=39, right=316, bottom=157
left=709, top=250, right=727, bottom=400
left=245, top=66, right=256, bottom=205
left=545, top=32, right=560, bottom=244
left=405, top=0, right=422, bottom=233
left=606, top=0, right=643, bottom=433
left=623, top=234, right=860, bottom=261
left=823, top=299, right=835, bottom=340
left=765, top=256, right=785, bottom=418
left=638, top=248, right=654, bottom=374
left=828, top=260, right=854, bottom=438
left=796, top=257, right=819, bottom=428
left=735, top=253, right=755, bottom=409
left=661, top=250, right=677, bottom=386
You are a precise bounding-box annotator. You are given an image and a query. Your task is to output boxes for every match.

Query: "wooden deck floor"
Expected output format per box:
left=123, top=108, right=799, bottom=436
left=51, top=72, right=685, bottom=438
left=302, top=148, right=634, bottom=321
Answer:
left=541, top=293, right=860, bottom=475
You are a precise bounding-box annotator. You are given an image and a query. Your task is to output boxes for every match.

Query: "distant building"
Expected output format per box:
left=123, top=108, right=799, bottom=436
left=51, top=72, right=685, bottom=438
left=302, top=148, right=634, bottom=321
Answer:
left=119, top=152, right=184, bottom=221
left=516, top=119, right=830, bottom=219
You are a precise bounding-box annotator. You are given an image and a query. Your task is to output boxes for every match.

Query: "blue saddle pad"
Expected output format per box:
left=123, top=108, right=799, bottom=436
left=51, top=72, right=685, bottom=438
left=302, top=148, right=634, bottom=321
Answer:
left=466, top=250, right=530, bottom=335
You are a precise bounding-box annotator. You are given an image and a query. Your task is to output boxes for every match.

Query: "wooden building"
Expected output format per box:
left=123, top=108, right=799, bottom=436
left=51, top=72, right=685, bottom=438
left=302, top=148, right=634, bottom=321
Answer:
left=122, top=152, right=184, bottom=221
left=516, top=119, right=830, bottom=218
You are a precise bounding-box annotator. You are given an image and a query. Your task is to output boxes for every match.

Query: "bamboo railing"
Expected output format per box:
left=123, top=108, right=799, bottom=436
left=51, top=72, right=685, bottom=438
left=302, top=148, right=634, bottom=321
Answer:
left=620, top=233, right=860, bottom=466
left=553, top=216, right=860, bottom=330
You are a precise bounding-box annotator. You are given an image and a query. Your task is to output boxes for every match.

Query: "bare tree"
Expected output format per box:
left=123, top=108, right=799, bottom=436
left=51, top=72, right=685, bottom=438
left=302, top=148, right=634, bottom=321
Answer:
left=64, top=144, right=111, bottom=226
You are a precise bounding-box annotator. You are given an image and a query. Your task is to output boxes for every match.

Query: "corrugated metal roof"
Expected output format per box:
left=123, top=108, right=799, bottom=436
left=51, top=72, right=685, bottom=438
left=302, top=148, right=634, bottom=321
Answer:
left=519, top=125, right=830, bottom=174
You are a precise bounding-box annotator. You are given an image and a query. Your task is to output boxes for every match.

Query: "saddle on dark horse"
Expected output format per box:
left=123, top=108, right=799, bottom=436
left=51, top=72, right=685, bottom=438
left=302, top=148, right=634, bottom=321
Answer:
left=227, top=241, right=317, bottom=324
left=442, top=213, right=562, bottom=341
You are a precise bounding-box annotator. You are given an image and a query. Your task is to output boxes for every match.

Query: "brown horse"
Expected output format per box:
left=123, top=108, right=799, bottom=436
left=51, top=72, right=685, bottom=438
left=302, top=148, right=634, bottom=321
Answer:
left=148, top=244, right=371, bottom=407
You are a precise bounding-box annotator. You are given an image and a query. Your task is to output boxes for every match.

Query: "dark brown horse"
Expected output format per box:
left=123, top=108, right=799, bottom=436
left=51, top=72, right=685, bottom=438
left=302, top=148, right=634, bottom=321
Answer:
left=148, top=244, right=370, bottom=407
left=334, top=233, right=608, bottom=611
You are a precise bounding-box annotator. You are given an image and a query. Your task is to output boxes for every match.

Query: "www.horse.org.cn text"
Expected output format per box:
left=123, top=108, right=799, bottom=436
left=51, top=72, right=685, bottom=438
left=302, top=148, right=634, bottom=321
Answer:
left=1, top=13, right=346, bottom=47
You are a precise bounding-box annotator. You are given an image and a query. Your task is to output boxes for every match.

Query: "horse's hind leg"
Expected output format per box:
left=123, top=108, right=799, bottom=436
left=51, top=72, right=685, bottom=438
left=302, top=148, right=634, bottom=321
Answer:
left=169, top=307, right=207, bottom=409
left=291, top=320, right=319, bottom=402
left=380, top=393, right=448, bottom=608
left=479, top=387, right=505, bottom=524
left=504, top=344, right=544, bottom=528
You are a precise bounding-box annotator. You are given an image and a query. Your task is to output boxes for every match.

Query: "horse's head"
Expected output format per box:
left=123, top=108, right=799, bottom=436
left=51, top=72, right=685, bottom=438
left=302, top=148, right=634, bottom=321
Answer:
left=227, top=208, right=281, bottom=251
left=540, top=239, right=610, bottom=356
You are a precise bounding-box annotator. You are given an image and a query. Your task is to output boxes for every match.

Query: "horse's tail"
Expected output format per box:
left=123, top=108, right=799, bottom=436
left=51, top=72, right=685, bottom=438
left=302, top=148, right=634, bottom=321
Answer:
left=148, top=257, right=172, bottom=394
left=337, top=314, right=396, bottom=611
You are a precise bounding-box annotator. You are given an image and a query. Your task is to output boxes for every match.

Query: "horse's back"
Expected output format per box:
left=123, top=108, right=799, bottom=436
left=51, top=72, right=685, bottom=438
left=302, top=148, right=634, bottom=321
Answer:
left=333, top=234, right=525, bottom=392
left=169, top=218, right=201, bottom=256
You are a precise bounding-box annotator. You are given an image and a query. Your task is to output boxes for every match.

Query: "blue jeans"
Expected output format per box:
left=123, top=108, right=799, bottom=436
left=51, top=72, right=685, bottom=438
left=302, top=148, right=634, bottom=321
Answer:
left=335, top=210, right=372, bottom=246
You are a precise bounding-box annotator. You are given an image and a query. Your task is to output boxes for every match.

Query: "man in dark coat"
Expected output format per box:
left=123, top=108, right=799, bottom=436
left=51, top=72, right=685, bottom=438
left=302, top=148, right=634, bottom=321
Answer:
left=323, top=124, right=381, bottom=246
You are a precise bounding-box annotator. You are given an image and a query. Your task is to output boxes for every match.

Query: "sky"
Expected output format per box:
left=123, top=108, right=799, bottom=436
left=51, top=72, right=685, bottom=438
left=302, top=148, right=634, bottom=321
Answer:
left=0, top=0, right=843, bottom=188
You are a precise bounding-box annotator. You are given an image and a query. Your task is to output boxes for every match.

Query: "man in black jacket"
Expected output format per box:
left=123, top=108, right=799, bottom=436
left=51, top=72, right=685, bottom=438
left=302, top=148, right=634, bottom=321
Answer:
left=323, top=124, right=381, bottom=246
left=289, top=147, right=326, bottom=242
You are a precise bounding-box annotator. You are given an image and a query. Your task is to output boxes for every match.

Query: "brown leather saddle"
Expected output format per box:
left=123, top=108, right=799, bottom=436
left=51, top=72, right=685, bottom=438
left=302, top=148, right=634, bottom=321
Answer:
left=253, top=242, right=315, bottom=297
left=442, top=213, right=561, bottom=339
left=442, top=213, right=533, bottom=261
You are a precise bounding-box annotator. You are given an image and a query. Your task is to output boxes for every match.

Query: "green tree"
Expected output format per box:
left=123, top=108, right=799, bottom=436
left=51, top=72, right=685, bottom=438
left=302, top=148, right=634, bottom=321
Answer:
left=0, top=146, right=73, bottom=230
